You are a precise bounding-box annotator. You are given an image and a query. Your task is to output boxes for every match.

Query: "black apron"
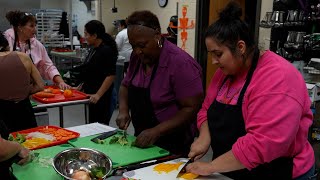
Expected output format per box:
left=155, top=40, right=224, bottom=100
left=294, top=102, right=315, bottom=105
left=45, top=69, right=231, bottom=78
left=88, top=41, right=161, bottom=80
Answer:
left=0, top=118, right=18, bottom=180
left=128, top=61, right=193, bottom=156
left=0, top=98, right=37, bottom=133
left=207, top=49, right=293, bottom=180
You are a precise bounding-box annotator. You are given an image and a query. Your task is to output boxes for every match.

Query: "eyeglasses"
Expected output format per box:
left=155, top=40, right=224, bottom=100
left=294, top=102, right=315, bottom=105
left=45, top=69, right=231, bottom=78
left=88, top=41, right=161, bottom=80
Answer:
left=21, top=12, right=33, bottom=19
left=24, top=12, right=33, bottom=16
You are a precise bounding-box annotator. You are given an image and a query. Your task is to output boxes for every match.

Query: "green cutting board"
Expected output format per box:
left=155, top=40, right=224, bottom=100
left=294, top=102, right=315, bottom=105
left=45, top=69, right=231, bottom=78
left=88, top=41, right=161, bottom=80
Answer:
left=12, top=144, right=73, bottom=180
left=68, top=132, right=170, bottom=168
left=30, top=99, right=37, bottom=107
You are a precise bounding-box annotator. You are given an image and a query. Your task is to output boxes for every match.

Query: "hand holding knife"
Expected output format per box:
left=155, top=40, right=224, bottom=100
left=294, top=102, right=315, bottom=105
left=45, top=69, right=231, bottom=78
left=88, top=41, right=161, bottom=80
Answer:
left=176, top=157, right=196, bottom=178
left=90, top=130, right=118, bottom=143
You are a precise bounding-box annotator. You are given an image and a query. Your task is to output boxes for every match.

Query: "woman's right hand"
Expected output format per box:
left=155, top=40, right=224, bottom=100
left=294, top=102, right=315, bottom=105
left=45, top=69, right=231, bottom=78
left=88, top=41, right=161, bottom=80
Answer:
left=116, top=112, right=131, bottom=130
left=188, top=137, right=210, bottom=161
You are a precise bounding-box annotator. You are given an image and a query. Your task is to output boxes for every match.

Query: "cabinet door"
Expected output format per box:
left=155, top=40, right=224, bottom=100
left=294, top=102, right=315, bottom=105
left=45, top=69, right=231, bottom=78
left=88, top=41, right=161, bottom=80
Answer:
left=206, top=0, right=245, bottom=90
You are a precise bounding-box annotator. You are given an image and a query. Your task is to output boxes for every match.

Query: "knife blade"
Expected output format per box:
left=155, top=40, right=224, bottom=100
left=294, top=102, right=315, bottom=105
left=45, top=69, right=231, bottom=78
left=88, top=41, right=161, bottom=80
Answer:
left=176, top=158, right=194, bottom=178
left=90, top=130, right=117, bottom=143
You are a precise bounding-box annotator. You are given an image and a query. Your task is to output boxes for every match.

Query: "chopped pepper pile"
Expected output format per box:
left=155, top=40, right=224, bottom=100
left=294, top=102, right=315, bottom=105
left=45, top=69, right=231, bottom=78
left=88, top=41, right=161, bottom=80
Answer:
left=8, top=133, right=26, bottom=144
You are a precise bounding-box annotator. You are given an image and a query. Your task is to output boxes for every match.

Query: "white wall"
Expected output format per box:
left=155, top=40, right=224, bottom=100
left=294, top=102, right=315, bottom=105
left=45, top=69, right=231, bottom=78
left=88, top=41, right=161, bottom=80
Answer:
left=101, top=0, right=137, bottom=35
left=71, top=0, right=96, bottom=37
left=40, top=0, right=69, bottom=11
left=101, top=0, right=195, bottom=57
left=258, top=0, right=273, bottom=50
left=100, top=0, right=179, bottom=38
left=135, top=0, right=178, bottom=34
left=0, top=0, right=40, bottom=31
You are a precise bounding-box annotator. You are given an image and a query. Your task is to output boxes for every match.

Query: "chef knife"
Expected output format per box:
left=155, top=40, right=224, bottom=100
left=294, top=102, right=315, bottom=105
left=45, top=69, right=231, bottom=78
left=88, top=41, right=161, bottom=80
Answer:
left=90, top=130, right=117, bottom=143
left=176, top=158, right=194, bottom=178
left=112, top=154, right=182, bottom=176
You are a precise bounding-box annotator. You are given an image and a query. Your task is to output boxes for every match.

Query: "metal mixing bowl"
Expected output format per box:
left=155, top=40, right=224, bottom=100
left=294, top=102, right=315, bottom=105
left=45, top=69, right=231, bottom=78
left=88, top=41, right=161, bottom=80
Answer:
left=52, top=148, right=113, bottom=180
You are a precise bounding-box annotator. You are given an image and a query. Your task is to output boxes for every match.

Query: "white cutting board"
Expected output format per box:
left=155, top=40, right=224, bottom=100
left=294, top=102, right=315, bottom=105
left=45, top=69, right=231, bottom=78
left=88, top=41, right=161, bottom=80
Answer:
left=123, top=158, right=232, bottom=180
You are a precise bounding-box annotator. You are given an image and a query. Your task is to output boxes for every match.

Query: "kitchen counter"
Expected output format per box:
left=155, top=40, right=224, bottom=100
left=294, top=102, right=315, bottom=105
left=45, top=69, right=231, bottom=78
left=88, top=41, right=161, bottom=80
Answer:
left=32, top=98, right=90, bottom=127
left=12, top=123, right=232, bottom=180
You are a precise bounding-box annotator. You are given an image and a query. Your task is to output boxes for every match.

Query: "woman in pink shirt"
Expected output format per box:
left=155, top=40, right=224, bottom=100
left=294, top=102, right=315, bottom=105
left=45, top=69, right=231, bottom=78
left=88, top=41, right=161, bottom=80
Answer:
left=186, top=2, right=316, bottom=180
left=4, top=10, right=70, bottom=89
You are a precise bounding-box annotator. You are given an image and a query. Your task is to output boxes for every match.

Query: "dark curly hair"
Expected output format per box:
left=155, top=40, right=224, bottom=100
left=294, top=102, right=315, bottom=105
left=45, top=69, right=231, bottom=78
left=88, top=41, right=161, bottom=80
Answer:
left=0, top=32, right=9, bottom=52
left=85, top=20, right=118, bottom=57
left=127, top=10, right=161, bottom=32
left=6, top=10, right=36, bottom=27
left=205, top=2, right=255, bottom=55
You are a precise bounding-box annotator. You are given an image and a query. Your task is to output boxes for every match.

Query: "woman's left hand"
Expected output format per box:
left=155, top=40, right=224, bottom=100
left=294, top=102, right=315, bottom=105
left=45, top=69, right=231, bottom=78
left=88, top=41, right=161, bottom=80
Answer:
left=89, top=94, right=101, bottom=104
left=135, top=128, right=160, bottom=148
left=186, top=161, right=215, bottom=176
left=58, top=81, right=71, bottom=90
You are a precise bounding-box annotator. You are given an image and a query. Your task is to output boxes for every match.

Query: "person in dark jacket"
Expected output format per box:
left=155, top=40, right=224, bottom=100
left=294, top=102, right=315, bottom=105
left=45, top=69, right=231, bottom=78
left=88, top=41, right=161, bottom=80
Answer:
left=72, top=20, right=117, bottom=125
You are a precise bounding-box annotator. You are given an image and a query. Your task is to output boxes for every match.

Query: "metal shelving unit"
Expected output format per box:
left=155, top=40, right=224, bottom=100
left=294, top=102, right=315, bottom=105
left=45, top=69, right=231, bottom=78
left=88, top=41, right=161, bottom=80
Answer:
left=35, top=9, right=65, bottom=48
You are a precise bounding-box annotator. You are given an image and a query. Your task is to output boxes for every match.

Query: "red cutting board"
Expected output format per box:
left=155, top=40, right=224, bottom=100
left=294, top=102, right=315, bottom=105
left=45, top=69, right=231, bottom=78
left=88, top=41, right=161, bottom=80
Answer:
left=32, top=86, right=88, bottom=103
left=11, top=126, right=80, bottom=150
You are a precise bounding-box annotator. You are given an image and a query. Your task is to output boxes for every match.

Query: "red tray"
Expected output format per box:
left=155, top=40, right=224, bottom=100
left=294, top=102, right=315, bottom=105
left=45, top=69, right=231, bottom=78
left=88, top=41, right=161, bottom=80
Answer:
left=32, top=86, right=88, bottom=104
left=11, top=126, right=80, bottom=150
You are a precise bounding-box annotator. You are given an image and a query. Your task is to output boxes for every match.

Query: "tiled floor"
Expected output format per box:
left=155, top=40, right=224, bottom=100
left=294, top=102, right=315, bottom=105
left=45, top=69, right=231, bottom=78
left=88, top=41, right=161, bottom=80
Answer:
left=46, top=104, right=213, bottom=162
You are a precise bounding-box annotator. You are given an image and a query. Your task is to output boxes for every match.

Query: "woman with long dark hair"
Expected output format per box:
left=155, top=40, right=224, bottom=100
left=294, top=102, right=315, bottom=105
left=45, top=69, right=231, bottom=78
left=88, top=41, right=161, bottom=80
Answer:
left=186, top=2, right=316, bottom=180
left=72, top=20, right=117, bottom=124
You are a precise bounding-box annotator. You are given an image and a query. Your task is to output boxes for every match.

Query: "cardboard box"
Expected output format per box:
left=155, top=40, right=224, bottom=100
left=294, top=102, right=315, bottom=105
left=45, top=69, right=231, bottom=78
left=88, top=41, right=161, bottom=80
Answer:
left=306, top=83, right=320, bottom=102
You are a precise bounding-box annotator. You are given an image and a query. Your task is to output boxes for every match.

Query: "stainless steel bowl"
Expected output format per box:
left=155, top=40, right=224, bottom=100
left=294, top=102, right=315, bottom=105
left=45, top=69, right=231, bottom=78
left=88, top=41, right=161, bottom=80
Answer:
left=53, top=148, right=113, bottom=180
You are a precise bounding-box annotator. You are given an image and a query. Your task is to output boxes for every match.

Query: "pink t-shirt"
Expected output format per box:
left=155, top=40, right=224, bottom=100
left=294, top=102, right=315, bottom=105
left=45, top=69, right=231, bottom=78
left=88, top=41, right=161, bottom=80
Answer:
left=198, top=50, right=314, bottom=178
left=4, top=28, right=60, bottom=81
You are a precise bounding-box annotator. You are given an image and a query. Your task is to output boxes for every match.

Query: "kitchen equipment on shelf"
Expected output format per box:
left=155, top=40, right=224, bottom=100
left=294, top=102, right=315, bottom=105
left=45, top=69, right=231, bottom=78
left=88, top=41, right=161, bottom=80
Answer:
left=34, top=9, right=65, bottom=48
left=260, top=12, right=273, bottom=28
left=271, top=11, right=285, bottom=28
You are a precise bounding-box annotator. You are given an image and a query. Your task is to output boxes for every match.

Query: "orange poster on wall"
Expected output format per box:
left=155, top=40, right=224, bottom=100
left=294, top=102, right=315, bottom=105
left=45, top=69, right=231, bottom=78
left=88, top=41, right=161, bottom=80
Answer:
left=170, top=5, right=195, bottom=50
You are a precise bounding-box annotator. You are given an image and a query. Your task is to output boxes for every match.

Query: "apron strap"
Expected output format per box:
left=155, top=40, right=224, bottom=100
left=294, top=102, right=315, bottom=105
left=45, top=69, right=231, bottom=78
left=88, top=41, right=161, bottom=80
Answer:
left=148, top=61, right=159, bottom=88
left=129, top=59, right=159, bottom=88
left=27, top=39, right=33, bottom=63
left=12, top=31, right=34, bottom=63
left=237, top=48, right=260, bottom=106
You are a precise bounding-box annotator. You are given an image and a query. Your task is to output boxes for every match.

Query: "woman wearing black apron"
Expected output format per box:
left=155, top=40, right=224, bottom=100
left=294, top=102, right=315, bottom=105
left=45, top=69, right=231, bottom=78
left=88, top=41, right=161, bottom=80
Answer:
left=186, top=2, right=316, bottom=180
left=116, top=11, right=203, bottom=156
left=0, top=117, right=31, bottom=180
left=0, top=32, right=44, bottom=132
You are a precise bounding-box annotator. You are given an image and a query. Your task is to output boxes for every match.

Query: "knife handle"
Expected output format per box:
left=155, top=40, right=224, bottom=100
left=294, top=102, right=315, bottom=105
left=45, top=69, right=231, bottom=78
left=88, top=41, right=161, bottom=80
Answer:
left=91, top=130, right=117, bottom=141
